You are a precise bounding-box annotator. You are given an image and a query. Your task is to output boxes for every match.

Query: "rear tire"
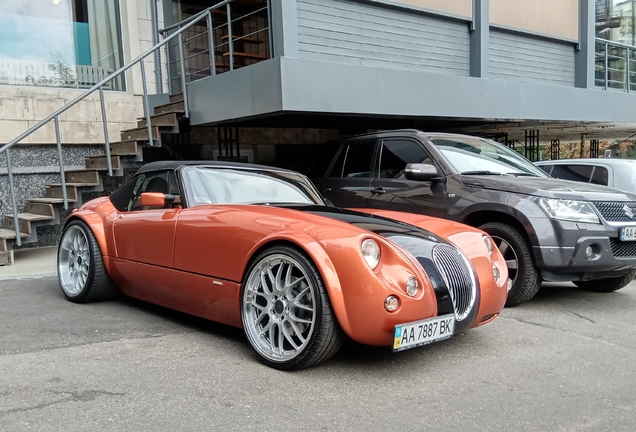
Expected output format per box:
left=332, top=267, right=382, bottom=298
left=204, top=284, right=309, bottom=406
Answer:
left=480, top=222, right=541, bottom=307
left=240, top=246, right=344, bottom=370
left=573, top=269, right=636, bottom=293
left=57, top=220, right=117, bottom=303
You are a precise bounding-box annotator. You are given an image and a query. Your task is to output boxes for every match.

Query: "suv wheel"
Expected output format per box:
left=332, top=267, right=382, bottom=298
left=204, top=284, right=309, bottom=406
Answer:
left=480, top=222, right=541, bottom=307
left=573, top=269, right=636, bottom=293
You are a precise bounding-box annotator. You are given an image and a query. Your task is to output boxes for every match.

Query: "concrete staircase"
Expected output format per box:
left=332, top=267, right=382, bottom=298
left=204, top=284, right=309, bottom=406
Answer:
left=0, top=93, right=186, bottom=266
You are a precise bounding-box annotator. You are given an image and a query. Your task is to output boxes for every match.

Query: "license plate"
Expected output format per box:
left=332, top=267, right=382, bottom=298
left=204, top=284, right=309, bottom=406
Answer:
left=620, top=226, right=636, bottom=241
left=393, top=314, right=455, bottom=352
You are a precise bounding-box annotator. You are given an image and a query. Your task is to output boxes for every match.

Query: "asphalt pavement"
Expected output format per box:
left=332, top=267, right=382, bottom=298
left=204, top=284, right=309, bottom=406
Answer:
left=1, top=249, right=635, bottom=431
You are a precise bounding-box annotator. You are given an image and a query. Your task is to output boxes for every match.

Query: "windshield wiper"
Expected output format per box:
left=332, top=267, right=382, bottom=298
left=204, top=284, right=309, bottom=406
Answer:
left=506, top=172, right=539, bottom=177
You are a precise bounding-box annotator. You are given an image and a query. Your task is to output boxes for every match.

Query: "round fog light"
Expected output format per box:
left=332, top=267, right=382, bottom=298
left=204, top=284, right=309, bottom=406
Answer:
left=384, top=295, right=399, bottom=312
left=406, top=277, right=419, bottom=297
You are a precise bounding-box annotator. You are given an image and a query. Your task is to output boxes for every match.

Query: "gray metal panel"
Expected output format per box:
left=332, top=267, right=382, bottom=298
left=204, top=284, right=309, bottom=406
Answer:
left=489, top=29, right=576, bottom=86
left=185, top=57, right=636, bottom=126
left=296, top=0, right=470, bottom=76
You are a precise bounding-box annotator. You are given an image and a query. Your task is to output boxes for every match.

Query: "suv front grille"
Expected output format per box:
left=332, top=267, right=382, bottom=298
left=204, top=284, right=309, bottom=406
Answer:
left=610, top=239, right=636, bottom=257
left=432, top=245, right=476, bottom=321
left=592, top=201, right=636, bottom=222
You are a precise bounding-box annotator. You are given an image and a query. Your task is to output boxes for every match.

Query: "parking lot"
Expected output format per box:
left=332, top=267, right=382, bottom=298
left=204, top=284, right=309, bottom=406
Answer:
left=1, top=270, right=635, bottom=432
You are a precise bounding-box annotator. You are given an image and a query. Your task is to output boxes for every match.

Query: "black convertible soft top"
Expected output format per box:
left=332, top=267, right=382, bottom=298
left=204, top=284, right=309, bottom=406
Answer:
left=135, top=160, right=298, bottom=175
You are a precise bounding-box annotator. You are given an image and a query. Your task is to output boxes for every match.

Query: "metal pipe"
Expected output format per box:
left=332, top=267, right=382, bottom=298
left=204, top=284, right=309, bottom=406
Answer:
left=140, top=61, right=155, bottom=145
left=178, top=33, right=189, bottom=117
left=150, top=0, right=163, bottom=93
left=6, top=149, right=21, bottom=246
left=605, top=41, right=609, bottom=90
left=627, top=47, right=631, bottom=93
left=54, top=116, right=68, bottom=210
left=98, top=86, right=113, bottom=177
left=207, top=10, right=217, bottom=76
left=226, top=3, right=234, bottom=71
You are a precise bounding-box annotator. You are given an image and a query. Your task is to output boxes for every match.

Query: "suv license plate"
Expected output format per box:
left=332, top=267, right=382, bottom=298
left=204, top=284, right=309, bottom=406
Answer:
left=620, top=226, right=636, bottom=241
left=393, top=314, right=455, bottom=352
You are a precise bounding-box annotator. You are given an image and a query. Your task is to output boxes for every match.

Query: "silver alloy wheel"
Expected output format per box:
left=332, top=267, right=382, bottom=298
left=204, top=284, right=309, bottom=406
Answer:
left=58, top=225, right=91, bottom=297
left=491, top=235, right=517, bottom=292
left=242, top=254, right=317, bottom=363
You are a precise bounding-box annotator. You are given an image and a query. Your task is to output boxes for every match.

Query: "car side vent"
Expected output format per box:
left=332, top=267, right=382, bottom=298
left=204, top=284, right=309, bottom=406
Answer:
left=432, top=245, right=477, bottom=321
left=461, top=181, right=484, bottom=189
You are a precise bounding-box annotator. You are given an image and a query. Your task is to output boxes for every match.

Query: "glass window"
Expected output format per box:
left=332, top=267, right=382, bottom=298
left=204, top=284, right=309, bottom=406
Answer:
left=549, top=165, right=594, bottom=183
left=379, top=139, right=432, bottom=179
left=591, top=166, right=609, bottom=185
left=183, top=167, right=321, bottom=206
left=307, top=145, right=340, bottom=178
left=339, top=141, right=376, bottom=178
left=0, top=1, right=124, bottom=90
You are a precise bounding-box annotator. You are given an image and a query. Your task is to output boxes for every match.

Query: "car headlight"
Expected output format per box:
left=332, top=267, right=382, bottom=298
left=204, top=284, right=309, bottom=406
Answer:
left=483, top=235, right=493, bottom=255
left=361, top=239, right=380, bottom=269
left=538, top=198, right=599, bottom=224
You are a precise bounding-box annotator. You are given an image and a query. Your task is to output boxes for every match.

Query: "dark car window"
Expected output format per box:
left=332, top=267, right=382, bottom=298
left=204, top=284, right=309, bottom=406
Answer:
left=329, top=140, right=376, bottom=178
left=549, top=165, right=594, bottom=183
left=537, top=164, right=553, bottom=175
left=307, top=144, right=340, bottom=178
left=379, top=139, right=432, bottom=179
left=591, top=166, right=609, bottom=185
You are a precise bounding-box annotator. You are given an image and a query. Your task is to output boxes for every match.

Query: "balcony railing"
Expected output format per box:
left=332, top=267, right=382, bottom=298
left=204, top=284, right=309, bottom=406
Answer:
left=595, top=38, right=636, bottom=92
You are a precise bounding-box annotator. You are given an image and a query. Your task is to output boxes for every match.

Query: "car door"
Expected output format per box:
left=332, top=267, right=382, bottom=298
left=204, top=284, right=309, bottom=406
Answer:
left=112, top=170, right=180, bottom=268
left=318, top=139, right=378, bottom=208
left=369, top=138, right=447, bottom=218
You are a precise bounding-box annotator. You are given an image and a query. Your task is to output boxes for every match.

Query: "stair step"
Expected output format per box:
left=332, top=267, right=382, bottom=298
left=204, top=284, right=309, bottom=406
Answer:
left=110, top=141, right=139, bottom=156
left=0, top=228, right=29, bottom=240
left=65, top=170, right=100, bottom=185
left=28, top=197, right=77, bottom=204
left=85, top=155, right=121, bottom=171
left=45, top=184, right=79, bottom=201
left=137, top=112, right=179, bottom=128
left=4, top=213, right=55, bottom=236
left=153, top=101, right=185, bottom=115
left=169, top=93, right=184, bottom=103
left=0, top=250, right=13, bottom=265
left=120, top=126, right=159, bottom=142
left=25, top=201, right=55, bottom=218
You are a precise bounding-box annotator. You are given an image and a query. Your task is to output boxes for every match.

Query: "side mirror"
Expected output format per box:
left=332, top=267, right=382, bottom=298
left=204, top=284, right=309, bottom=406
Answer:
left=140, top=192, right=175, bottom=207
left=404, top=163, right=440, bottom=181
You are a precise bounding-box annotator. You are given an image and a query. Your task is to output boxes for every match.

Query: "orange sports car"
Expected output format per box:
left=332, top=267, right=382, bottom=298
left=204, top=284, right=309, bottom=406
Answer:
left=57, top=161, right=508, bottom=370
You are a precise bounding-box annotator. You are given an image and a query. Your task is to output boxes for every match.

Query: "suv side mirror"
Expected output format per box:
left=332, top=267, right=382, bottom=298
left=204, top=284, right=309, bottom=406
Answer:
left=404, top=163, right=440, bottom=181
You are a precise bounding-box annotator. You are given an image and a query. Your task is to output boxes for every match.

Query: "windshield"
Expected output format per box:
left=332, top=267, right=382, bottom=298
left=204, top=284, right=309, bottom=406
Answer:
left=182, top=166, right=324, bottom=206
left=429, top=135, right=549, bottom=177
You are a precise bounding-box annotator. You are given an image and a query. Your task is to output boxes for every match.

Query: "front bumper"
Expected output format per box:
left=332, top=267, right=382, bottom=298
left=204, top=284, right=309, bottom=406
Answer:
left=530, top=217, right=636, bottom=280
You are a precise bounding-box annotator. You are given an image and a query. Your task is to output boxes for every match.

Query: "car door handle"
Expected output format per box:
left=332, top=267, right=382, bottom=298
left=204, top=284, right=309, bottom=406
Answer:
left=371, top=187, right=386, bottom=195
left=322, top=187, right=332, bottom=193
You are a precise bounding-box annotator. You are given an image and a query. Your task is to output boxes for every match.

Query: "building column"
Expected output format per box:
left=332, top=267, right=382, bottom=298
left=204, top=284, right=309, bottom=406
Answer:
left=270, top=0, right=299, bottom=58
left=575, top=0, right=595, bottom=88
left=470, top=0, right=489, bottom=78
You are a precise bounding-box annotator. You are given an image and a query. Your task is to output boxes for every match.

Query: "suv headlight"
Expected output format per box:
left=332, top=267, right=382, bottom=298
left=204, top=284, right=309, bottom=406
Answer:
left=538, top=198, right=599, bottom=224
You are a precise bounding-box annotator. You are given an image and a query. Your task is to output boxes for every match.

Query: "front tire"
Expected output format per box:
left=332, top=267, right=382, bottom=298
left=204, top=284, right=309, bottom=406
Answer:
left=240, top=246, right=344, bottom=370
left=480, top=222, right=541, bottom=307
left=573, top=269, right=636, bottom=293
left=57, top=220, right=117, bottom=303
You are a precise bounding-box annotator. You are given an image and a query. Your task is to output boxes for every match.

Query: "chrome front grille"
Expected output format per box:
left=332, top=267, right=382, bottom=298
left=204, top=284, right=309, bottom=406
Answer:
left=592, top=201, right=636, bottom=222
left=432, top=244, right=476, bottom=321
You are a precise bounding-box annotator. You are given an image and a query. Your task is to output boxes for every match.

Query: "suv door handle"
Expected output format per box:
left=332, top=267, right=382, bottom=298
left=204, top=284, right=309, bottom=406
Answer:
left=371, top=187, right=386, bottom=195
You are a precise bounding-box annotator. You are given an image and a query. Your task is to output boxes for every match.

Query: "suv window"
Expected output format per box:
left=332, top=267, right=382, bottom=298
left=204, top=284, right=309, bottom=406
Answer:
left=379, top=139, right=432, bottom=178
left=307, top=144, right=340, bottom=178
left=328, top=140, right=376, bottom=178
left=549, top=165, right=594, bottom=183
left=591, top=166, right=609, bottom=185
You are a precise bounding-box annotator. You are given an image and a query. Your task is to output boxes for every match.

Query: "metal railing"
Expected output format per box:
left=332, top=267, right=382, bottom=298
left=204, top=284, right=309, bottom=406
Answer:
left=595, top=38, right=636, bottom=92
left=0, top=1, right=237, bottom=247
